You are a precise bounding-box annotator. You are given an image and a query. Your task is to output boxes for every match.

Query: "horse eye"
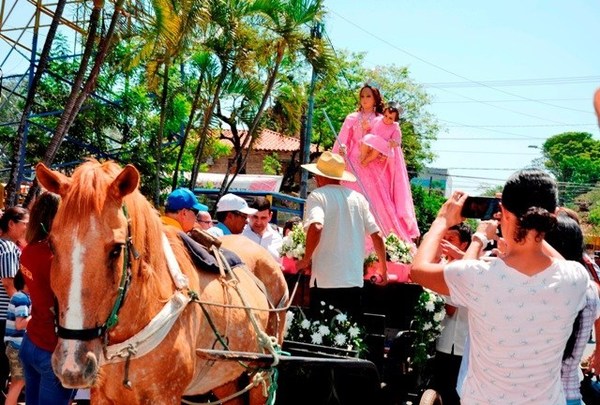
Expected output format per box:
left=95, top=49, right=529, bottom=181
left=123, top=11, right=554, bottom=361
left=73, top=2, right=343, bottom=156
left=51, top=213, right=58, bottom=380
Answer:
left=109, top=244, right=124, bottom=259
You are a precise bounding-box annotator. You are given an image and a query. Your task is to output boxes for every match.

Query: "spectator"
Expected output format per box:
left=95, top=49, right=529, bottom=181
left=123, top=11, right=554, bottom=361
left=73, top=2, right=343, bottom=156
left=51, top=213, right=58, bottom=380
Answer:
left=296, top=151, right=387, bottom=321
left=19, top=192, right=76, bottom=404
left=196, top=211, right=223, bottom=237
left=412, top=169, right=597, bottom=404
left=3, top=270, right=30, bottom=405
left=161, top=188, right=208, bottom=232
left=0, top=206, right=28, bottom=397
left=544, top=212, right=600, bottom=405
left=242, top=197, right=283, bottom=263
left=431, top=223, right=472, bottom=405
left=282, top=216, right=302, bottom=237
left=213, top=194, right=257, bottom=235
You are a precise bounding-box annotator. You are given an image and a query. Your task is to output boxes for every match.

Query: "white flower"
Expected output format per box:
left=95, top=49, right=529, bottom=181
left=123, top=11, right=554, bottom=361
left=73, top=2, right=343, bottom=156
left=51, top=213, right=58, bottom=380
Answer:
left=334, top=333, right=347, bottom=346
left=311, top=332, right=323, bottom=345
left=318, top=325, right=330, bottom=335
left=424, top=301, right=435, bottom=312
left=300, top=319, right=311, bottom=329
left=335, top=313, right=348, bottom=323
left=433, top=311, right=445, bottom=323
left=348, top=326, right=360, bottom=338
left=423, top=322, right=432, bottom=331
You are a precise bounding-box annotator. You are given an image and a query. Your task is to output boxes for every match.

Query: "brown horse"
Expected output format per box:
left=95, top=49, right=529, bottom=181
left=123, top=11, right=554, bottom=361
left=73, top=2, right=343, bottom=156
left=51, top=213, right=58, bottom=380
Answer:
left=36, top=160, right=288, bottom=404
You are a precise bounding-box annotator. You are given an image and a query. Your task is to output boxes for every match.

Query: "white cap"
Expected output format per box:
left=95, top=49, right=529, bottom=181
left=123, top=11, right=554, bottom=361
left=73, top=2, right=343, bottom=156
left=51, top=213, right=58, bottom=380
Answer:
left=216, top=193, right=258, bottom=215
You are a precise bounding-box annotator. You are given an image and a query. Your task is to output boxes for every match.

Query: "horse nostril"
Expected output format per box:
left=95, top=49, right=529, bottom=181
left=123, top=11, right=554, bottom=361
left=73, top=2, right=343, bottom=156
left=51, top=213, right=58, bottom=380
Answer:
left=83, top=351, right=99, bottom=380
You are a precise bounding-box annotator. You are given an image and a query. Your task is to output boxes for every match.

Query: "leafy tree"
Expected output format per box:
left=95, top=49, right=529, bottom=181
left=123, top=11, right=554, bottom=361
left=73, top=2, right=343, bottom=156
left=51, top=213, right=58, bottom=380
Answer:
left=410, top=184, right=446, bottom=235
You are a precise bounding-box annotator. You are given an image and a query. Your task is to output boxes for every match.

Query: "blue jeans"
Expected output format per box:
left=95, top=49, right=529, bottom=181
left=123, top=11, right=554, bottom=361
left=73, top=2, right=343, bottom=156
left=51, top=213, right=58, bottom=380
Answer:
left=19, top=333, right=75, bottom=405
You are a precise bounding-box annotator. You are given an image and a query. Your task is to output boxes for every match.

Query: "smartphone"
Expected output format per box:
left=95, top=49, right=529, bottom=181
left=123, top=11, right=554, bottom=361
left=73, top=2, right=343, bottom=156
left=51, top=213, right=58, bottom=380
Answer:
left=461, top=196, right=501, bottom=220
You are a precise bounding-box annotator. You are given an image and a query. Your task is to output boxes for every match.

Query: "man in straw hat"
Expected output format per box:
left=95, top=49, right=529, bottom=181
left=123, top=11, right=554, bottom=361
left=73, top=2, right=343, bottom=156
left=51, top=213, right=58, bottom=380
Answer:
left=296, top=151, right=388, bottom=321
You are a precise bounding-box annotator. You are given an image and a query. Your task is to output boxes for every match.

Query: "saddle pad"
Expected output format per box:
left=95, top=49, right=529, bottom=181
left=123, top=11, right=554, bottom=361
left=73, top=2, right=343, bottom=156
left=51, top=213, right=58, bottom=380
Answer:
left=178, top=232, right=243, bottom=273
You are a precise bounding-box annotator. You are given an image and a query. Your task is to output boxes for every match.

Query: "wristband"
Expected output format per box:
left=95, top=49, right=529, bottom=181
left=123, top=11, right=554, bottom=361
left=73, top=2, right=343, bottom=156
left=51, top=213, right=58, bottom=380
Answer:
left=472, top=232, right=489, bottom=246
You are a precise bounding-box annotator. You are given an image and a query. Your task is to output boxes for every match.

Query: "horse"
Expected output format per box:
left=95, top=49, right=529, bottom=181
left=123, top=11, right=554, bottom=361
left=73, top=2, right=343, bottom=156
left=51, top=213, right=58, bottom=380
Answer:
left=35, top=160, right=288, bottom=404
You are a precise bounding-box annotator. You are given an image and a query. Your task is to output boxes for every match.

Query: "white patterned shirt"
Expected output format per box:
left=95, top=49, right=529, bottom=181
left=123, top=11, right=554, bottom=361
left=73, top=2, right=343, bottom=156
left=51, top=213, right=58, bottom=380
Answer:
left=445, top=258, right=591, bottom=405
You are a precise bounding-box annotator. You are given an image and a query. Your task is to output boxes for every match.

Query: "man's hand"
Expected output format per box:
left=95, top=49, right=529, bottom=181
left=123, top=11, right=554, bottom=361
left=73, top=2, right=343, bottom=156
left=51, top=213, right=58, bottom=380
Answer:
left=295, top=257, right=311, bottom=271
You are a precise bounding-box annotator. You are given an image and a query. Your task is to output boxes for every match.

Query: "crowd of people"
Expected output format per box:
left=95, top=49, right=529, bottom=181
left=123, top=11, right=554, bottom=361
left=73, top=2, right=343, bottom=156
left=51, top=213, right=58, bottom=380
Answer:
left=0, top=84, right=598, bottom=405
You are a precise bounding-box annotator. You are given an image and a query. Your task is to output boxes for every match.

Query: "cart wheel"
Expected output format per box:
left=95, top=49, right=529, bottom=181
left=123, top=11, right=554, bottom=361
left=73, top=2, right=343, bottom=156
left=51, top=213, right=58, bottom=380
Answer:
left=419, top=388, right=442, bottom=405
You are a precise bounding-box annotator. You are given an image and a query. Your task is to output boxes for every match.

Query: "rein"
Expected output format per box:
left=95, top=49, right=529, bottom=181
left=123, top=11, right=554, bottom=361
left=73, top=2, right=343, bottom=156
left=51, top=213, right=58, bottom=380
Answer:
left=55, top=206, right=138, bottom=342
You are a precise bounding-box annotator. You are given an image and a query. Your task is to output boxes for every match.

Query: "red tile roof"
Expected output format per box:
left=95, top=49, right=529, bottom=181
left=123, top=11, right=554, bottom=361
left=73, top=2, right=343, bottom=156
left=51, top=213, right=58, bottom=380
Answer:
left=219, top=129, right=317, bottom=153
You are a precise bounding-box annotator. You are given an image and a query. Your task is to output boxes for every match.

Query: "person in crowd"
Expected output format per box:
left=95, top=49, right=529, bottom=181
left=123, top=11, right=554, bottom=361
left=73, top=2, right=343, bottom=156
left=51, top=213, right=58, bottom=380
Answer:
left=4, top=271, right=30, bottom=405
left=411, top=169, right=597, bottom=404
left=282, top=216, right=302, bottom=237
left=213, top=193, right=257, bottom=236
left=19, top=192, right=76, bottom=404
left=196, top=210, right=223, bottom=237
left=161, top=188, right=208, bottom=232
left=333, top=85, right=419, bottom=245
left=242, top=197, right=283, bottom=264
left=430, top=223, right=472, bottom=405
left=544, top=212, right=600, bottom=405
left=0, top=206, right=28, bottom=399
left=295, top=151, right=387, bottom=321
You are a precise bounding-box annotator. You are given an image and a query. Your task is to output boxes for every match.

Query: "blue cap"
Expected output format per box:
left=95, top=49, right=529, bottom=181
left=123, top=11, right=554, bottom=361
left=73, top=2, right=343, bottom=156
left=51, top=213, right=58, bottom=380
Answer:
left=166, top=188, right=208, bottom=212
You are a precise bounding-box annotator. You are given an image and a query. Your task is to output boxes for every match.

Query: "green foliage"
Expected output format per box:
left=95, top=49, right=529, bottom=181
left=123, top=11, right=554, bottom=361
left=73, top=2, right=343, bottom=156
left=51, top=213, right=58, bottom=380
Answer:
left=410, top=184, right=446, bottom=234
left=263, top=153, right=282, bottom=175
left=542, top=132, right=600, bottom=204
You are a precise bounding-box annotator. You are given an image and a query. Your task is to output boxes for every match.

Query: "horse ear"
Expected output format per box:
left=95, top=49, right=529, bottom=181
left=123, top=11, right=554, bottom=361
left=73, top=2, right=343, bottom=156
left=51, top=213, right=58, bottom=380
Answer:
left=109, top=164, right=140, bottom=201
left=35, top=163, right=72, bottom=197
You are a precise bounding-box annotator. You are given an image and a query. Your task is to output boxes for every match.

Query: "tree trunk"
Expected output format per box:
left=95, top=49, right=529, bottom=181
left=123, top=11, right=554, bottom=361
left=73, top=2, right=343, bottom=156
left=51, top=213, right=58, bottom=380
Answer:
left=4, top=0, right=67, bottom=207
left=172, top=70, right=205, bottom=190
left=24, top=0, right=123, bottom=203
left=154, top=57, right=171, bottom=206
left=188, top=60, right=229, bottom=190
left=221, top=45, right=284, bottom=194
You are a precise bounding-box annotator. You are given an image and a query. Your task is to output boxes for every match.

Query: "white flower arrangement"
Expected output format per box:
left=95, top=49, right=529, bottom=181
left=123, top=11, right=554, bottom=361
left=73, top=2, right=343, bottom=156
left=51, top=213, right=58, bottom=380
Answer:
left=411, top=288, right=446, bottom=368
left=385, top=232, right=413, bottom=264
left=279, top=223, right=306, bottom=259
left=284, top=302, right=366, bottom=355
left=364, top=232, right=414, bottom=267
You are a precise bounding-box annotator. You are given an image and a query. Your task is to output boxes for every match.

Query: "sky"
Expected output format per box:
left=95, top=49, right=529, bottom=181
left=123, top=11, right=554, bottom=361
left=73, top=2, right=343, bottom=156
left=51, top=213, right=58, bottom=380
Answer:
left=2, top=1, right=599, bottom=195
left=323, top=0, right=600, bottom=194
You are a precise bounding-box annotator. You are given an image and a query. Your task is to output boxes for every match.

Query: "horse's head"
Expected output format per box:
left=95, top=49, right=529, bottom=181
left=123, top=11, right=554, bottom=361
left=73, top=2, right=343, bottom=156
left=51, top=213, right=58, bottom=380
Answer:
left=36, top=160, right=141, bottom=388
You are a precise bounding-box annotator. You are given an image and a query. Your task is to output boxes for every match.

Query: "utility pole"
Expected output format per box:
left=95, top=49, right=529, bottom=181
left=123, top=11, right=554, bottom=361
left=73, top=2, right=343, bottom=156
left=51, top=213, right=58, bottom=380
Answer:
left=299, top=22, right=322, bottom=199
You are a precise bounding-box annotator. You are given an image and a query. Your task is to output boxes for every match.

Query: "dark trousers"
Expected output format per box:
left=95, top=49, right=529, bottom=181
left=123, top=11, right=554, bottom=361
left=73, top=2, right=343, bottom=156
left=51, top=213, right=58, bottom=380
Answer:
left=0, top=319, right=8, bottom=403
left=431, top=350, right=462, bottom=405
left=309, top=287, right=363, bottom=322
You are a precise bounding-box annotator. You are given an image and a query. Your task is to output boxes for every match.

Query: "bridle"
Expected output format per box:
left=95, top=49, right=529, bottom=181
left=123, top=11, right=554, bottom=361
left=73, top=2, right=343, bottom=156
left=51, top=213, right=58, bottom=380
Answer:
left=55, top=206, right=139, bottom=342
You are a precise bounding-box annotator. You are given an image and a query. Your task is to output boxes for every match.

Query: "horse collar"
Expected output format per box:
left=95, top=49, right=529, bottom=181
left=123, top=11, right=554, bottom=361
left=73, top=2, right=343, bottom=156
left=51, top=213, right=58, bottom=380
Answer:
left=55, top=205, right=137, bottom=342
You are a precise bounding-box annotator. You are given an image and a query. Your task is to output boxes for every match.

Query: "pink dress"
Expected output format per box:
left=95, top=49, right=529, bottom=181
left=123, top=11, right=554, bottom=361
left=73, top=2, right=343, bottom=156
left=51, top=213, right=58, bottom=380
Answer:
left=333, top=112, right=419, bottom=243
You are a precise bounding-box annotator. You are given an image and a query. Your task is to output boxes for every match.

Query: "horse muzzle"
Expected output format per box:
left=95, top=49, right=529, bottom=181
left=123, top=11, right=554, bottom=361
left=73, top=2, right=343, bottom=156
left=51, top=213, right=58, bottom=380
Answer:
left=52, top=339, right=101, bottom=388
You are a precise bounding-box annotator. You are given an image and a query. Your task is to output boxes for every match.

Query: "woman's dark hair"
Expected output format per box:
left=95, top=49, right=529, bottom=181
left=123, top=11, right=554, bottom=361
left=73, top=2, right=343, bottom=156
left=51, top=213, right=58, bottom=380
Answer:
left=501, top=169, right=558, bottom=243
left=26, top=191, right=60, bottom=243
left=358, top=84, right=384, bottom=114
left=283, top=216, right=302, bottom=235
left=544, top=213, right=585, bottom=361
left=0, top=206, right=28, bottom=233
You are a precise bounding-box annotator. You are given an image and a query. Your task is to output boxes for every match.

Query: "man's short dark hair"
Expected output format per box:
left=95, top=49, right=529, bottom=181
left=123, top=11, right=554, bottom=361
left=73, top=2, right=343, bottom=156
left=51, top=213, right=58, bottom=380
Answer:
left=448, top=223, right=473, bottom=244
left=250, top=196, right=271, bottom=212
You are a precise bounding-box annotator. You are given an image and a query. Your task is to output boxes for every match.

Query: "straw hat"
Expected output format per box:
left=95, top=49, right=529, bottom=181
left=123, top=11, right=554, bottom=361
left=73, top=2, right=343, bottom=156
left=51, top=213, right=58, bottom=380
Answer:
left=301, top=151, right=356, bottom=182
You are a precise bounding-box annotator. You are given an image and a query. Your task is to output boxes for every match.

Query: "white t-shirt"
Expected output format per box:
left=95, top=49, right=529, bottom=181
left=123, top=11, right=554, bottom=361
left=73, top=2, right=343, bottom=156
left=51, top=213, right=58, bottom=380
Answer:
left=242, top=224, right=283, bottom=263
left=436, top=305, right=468, bottom=356
left=445, top=258, right=591, bottom=405
left=304, top=184, right=380, bottom=288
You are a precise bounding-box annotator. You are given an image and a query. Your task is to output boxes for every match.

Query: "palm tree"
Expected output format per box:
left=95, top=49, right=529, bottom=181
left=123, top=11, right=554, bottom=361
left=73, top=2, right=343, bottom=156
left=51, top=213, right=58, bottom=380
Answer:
left=4, top=0, right=67, bottom=207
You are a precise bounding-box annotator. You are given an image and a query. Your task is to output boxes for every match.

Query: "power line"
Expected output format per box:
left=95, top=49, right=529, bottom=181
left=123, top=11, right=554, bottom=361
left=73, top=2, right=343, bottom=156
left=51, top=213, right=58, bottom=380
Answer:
left=424, top=76, right=600, bottom=88
left=446, top=123, right=595, bottom=128
left=327, top=9, right=594, bottom=117
left=434, top=97, right=589, bottom=104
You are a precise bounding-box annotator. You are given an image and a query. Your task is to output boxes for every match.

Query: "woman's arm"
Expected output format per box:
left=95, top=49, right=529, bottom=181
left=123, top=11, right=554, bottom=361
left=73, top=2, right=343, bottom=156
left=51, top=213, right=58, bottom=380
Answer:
left=411, top=192, right=468, bottom=295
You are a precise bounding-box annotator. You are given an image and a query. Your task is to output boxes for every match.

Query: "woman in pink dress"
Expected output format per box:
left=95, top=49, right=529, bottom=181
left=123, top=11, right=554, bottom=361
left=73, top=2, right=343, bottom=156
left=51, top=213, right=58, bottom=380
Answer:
left=333, top=86, right=419, bottom=243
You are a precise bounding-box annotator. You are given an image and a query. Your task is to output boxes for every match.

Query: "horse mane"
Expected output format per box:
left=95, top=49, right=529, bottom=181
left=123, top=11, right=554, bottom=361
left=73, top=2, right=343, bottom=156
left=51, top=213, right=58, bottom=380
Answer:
left=56, top=160, right=166, bottom=287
